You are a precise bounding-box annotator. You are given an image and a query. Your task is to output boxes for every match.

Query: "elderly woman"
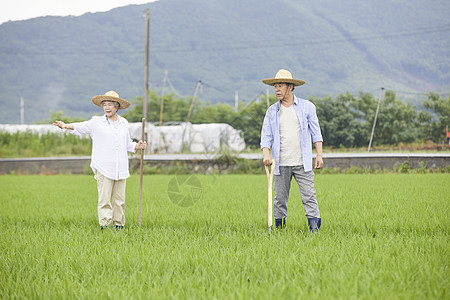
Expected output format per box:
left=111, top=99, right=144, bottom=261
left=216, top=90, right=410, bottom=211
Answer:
left=53, top=91, right=146, bottom=230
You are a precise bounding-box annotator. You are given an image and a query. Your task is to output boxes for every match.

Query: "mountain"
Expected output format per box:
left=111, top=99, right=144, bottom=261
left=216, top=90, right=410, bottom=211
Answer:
left=0, top=0, right=448, bottom=123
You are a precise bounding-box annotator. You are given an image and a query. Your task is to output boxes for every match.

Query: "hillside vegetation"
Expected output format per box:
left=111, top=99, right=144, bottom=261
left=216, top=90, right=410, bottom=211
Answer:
left=0, top=0, right=448, bottom=123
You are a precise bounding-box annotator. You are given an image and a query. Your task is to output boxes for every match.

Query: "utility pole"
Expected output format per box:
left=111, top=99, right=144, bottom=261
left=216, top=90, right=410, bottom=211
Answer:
left=158, top=69, right=168, bottom=153
left=181, top=80, right=202, bottom=152
left=266, top=88, right=270, bottom=108
left=186, top=79, right=202, bottom=123
left=143, top=8, right=150, bottom=144
left=20, top=97, right=24, bottom=124
left=368, top=87, right=385, bottom=152
left=234, top=91, right=239, bottom=111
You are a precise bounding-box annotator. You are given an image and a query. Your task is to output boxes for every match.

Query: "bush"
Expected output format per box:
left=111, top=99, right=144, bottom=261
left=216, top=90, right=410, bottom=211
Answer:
left=397, top=161, right=411, bottom=173
left=0, top=131, right=92, bottom=158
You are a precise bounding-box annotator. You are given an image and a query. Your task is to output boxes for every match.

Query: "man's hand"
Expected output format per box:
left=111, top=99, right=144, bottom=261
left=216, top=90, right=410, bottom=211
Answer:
left=135, top=141, right=147, bottom=150
left=262, top=147, right=273, bottom=166
left=314, top=141, right=323, bottom=169
left=315, top=154, right=323, bottom=169
left=263, top=155, right=274, bottom=166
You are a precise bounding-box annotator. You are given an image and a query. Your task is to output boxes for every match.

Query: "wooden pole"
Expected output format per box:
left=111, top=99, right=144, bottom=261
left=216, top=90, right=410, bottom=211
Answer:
left=265, top=159, right=275, bottom=237
left=143, top=9, right=150, bottom=138
left=182, top=80, right=202, bottom=152
left=186, top=79, right=202, bottom=123
left=368, top=87, right=384, bottom=152
left=138, top=117, right=146, bottom=227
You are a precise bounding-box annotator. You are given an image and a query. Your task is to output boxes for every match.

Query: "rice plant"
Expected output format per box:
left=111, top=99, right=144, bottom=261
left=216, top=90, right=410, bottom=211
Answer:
left=0, top=174, right=448, bottom=299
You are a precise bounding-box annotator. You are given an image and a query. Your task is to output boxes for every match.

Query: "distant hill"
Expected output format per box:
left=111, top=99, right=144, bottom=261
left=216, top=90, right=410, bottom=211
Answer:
left=0, top=0, right=448, bottom=123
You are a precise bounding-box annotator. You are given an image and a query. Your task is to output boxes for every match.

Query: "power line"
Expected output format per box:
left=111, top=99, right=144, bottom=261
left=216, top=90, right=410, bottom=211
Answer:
left=7, top=15, right=144, bottom=48
left=165, top=74, right=184, bottom=98
left=201, top=81, right=228, bottom=94
left=150, top=24, right=450, bottom=54
left=1, top=23, right=448, bottom=56
left=393, top=90, right=450, bottom=97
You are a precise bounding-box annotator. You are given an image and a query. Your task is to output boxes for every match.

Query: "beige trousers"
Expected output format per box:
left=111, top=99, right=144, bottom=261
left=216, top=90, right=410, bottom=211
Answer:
left=96, top=171, right=126, bottom=227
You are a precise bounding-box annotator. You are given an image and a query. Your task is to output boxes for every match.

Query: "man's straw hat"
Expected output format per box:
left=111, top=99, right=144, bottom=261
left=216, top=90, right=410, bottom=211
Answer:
left=91, top=91, right=131, bottom=110
left=262, top=69, right=305, bottom=87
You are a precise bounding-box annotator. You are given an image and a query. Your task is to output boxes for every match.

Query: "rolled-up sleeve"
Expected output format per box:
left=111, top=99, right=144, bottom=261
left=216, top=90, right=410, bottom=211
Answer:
left=308, top=104, right=323, bottom=143
left=71, top=119, right=94, bottom=136
left=126, top=130, right=137, bottom=153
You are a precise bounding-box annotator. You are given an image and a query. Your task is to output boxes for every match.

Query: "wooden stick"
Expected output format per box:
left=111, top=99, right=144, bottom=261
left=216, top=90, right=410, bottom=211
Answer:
left=265, top=159, right=276, bottom=235
left=138, top=117, right=146, bottom=227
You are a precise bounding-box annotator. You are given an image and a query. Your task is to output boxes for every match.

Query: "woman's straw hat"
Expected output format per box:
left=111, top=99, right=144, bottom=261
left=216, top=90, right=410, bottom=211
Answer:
left=262, top=69, right=305, bottom=86
left=91, top=91, right=131, bottom=110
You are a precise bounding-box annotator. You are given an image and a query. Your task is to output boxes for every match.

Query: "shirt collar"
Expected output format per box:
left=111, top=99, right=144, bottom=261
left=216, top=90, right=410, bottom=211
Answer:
left=276, top=94, right=299, bottom=110
left=101, top=114, right=124, bottom=124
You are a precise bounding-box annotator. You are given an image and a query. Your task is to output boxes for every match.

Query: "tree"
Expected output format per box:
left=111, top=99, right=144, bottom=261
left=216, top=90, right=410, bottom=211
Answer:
left=122, top=91, right=190, bottom=123
left=370, top=90, right=420, bottom=145
left=311, top=93, right=366, bottom=148
left=230, top=100, right=269, bottom=147
left=56, top=87, right=447, bottom=149
left=421, top=92, right=450, bottom=142
left=38, top=110, right=86, bottom=124
left=193, top=102, right=237, bottom=124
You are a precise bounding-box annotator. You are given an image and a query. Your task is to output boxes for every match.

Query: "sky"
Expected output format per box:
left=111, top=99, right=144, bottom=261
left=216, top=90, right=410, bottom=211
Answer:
left=0, top=0, right=158, bottom=24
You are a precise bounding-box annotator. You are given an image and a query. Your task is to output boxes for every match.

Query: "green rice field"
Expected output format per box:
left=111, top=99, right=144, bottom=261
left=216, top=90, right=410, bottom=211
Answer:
left=0, top=174, right=448, bottom=299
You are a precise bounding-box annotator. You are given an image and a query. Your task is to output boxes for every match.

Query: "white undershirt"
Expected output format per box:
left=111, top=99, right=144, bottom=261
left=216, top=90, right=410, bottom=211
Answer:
left=279, top=104, right=303, bottom=166
left=109, top=118, right=120, bottom=128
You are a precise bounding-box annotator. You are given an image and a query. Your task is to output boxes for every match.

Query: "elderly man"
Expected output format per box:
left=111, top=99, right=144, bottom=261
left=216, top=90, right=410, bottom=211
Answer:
left=54, top=91, right=146, bottom=231
left=260, top=69, right=323, bottom=233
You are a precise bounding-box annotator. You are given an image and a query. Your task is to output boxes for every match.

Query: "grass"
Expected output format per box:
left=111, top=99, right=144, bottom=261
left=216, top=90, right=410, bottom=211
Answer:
left=0, top=174, right=448, bottom=299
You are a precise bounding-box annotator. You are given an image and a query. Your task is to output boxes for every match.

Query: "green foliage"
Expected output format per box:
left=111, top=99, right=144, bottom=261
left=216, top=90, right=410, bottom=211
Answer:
left=1, top=89, right=447, bottom=157
left=123, top=91, right=192, bottom=123
left=0, top=174, right=448, bottom=299
left=38, top=110, right=86, bottom=124
left=229, top=98, right=275, bottom=147
left=436, top=165, right=450, bottom=173
left=369, top=90, right=420, bottom=145
left=311, top=93, right=366, bottom=147
left=154, top=88, right=444, bottom=149
left=1, top=0, right=448, bottom=124
left=312, top=90, right=438, bottom=148
left=397, top=161, right=411, bottom=173
left=315, top=162, right=444, bottom=175
left=417, top=161, right=429, bottom=174
left=420, top=92, right=450, bottom=142
left=0, top=131, right=91, bottom=158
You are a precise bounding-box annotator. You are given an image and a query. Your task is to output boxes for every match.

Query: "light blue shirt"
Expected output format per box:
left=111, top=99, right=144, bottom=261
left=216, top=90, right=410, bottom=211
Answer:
left=260, top=95, right=323, bottom=175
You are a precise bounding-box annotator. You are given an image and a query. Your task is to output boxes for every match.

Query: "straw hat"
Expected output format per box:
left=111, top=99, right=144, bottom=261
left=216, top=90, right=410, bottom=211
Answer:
left=91, top=91, right=131, bottom=110
left=262, top=69, right=305, bottom=86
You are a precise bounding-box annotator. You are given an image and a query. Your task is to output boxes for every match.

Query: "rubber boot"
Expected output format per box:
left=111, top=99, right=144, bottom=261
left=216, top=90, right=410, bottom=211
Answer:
left=275, top=218, right=286, bottom=229
left=308, top=218, right=321, bottom=233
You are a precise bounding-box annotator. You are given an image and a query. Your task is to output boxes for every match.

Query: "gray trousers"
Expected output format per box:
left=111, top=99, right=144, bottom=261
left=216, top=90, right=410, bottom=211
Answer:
left=274, top=166, right=320, bottom=219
